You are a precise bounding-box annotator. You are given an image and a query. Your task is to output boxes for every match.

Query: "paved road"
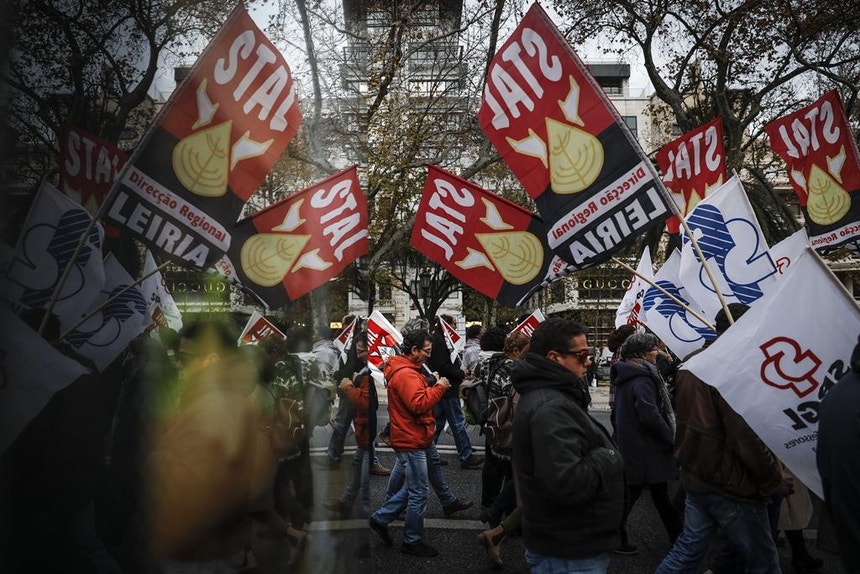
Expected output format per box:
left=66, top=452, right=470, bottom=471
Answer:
left=250, top=390, right=846, bottom=573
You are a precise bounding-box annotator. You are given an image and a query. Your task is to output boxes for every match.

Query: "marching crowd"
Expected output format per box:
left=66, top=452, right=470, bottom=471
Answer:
left=1, top=308, right=858, bottom=574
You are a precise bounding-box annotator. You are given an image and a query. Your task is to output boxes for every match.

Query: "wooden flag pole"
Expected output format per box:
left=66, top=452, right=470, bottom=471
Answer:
left=611, top=257, right=716, bottom=333
left=59, top=261, right=170, bottom=340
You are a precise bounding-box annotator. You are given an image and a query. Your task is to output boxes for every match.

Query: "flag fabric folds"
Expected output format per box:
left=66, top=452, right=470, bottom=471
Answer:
left=61, top=253, right=148, bottom=371
left=238, top=310, right=286, bottom=345
left=411, top=165, right=572, bottom=308
left=614, top=247, right=652, bottom=329
left=678, top=175, right=778, bottom=321
left=105, top=5, right=301, bottom=270
left=477, top=3, right=672, bottom=269
left=765, top=90, right=860, bottom=253
left=1, top=181, right=105, bottom=331
left=640, top=250, right=715, bottom=361
left=0, top=305, right=91, bottom=455
left=141, top=250, right=183, bottom=333
left=683, top=247, right=860, bottom=498
left=656, top=117, right=727, bottom=241
left=221, top=166, right=367, bottom=307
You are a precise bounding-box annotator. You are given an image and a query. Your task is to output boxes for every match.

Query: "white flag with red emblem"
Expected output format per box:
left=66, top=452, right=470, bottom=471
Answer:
left=683, top=247, right=859, bottom=498
left=333, top=317, right=357, bottom=365
left=615, top=247, right=652, bottom=328
left=439, top=317, right=464, bottom=364
left=366, top=310, right=402, bottom=386
left=512, top=309, right=546, bottom=337
left=238, top=310, right=286, bottom=345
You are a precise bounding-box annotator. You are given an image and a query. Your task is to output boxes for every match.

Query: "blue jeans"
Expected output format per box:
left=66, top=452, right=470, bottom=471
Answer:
left=341, top=447, right=371, bottom=517
left=327, top=398, right=354, bottom=462
left=525, top=550, right=610, bottom=573
left=371, top=450, right=429, bottom=544
left=433, top=396, right=472, bottom=462
left=385, top=443, right=457, bottom=507
left=655, top=490, right=780, bottom=574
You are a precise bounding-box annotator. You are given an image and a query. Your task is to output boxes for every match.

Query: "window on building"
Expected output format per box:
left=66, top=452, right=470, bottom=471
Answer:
left=622, top=115, right=638, bottom=137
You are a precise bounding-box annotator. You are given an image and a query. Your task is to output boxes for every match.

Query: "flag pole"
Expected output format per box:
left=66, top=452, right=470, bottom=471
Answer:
left=611, top=257, right=716, bottom=332
left=59, top=261, right=170, bottom=339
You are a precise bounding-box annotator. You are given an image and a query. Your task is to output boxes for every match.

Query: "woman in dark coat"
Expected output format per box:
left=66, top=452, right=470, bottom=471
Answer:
left=611, top=332, right=682, bottom=555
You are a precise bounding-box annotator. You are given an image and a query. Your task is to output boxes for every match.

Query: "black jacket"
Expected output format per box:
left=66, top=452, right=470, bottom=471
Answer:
left=817, top=365, right=860, bottom=572
left=611, top=359, right=675, bottom=485
left=427, top=328, right=465, bottom=398
left=511, top=353, right=624, bottom=559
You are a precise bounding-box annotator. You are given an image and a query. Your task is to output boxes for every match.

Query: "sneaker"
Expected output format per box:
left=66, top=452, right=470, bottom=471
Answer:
left=369, top=518, right=392, bottom=546
left=377, top=431, right=392, bottom=447
left=460, top=454, right=485, bottom=469
left=371, top=462, right=392, bottom=476
left=612, top=543, right=639, bottom=555
left=401, top=540, right=440, bottom=557
left=443, top=498, right=474, bottom=517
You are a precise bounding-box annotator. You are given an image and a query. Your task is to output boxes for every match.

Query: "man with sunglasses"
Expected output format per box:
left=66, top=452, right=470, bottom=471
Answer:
left=511, top=318, right=625, bottom=574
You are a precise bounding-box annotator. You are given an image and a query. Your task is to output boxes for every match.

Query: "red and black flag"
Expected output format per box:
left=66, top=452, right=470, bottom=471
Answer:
left=411, top=165, right=573, bottom=308
left=655, top=117, right=727, bottom=251
left=105, top=5, right=301, bottom=269
left=477, top=4, right=673, bottom=269
left=765, top=89, right=860, bottom=252
left=222, top=166, right=368, bottom=307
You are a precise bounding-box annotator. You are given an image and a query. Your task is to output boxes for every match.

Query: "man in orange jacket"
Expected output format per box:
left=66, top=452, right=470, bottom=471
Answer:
left=369, top=329, right=450, bottom=557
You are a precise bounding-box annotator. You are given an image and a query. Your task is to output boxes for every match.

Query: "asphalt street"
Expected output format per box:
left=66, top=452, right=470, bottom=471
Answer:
left=250, top=386, right=847, bottom=574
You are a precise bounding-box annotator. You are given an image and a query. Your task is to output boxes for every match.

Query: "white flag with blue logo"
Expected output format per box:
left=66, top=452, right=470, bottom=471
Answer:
left=140, top=250, right=183, bottom=333
left=641, top=250, right=715, bottom=360
left=678, top=175, right=778, bottom=320
left=683, top=247, right=859, bottom=498
left=0, top=305, right=90, bottom=455
left=62, top=253, right=148, bottom=371
left=0, top=182, right=105, bottom=330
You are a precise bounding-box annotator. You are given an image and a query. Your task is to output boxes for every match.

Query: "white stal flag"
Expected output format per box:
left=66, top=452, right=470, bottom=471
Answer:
left=0, top=182, right=105, bottom=329
left=61, top=254, right=148, bottom=371
left=237, top=310, right=286, bottom=345
left=440, top=317, right=464, bottom=364
left=513, top=309, right=546, bottom=337
left=141, top=250, right=183, bottom=333
left=679, top=175, right=778, bottom=320
left=641, top=250, right=715, bottom=360
left=0, top=305, right=91, bottom=454
left=615, top=247, right=653, bottom=328
left=333, top=317, right=357, bottom=365
left=366, top=310, right=403, bottom=386
left=683, top=247, right=860, bottom=498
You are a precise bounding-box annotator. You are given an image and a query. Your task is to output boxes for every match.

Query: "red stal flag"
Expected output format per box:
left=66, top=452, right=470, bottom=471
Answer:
left=59, top=124, right=128, bottom=237
left=765, top=90, right=860, bottom=252
left=223, top=166, right=368, bottom=307
left=105, top=5, right=301, bottom=269
left=656, top=117, right=727, bottom=235
left=411, top=165, right=573, bottom=308
left=477, top=4, right=672, bottom=268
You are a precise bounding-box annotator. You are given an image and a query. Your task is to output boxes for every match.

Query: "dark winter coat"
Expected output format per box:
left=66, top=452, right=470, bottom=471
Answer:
left=427, top=328, right=465, bottom=398
left=511, top=353, right=624, bottom=560
left=611, top=359, right=676, bottom=485
left=817, top=357, right=860, bottom=573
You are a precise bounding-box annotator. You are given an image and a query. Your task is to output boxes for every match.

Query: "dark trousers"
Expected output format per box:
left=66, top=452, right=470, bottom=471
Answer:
left=621, top=482, right=683, bottom=546
left=275, top=438, right=314, bottom=528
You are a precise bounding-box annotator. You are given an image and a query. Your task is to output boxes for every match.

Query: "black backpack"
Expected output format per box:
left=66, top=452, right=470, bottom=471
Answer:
left=483, top=392, right=515, bottom=459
